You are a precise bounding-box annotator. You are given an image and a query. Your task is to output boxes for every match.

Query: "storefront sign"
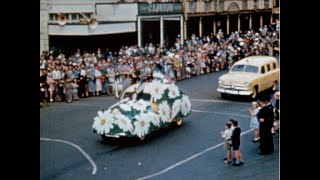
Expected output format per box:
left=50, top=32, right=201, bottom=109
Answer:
left=138, top=2, right=182, bottom=15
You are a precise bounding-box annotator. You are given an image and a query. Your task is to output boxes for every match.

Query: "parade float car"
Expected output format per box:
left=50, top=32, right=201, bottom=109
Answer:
left=217, top=56, right=280, bottom=99
left=92, top=72, right=192, bottom=141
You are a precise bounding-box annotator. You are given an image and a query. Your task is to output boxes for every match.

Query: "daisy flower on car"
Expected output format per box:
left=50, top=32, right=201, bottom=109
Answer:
left=158, top=101, right=171, bottom=123
left=132, top=99, right=149, bottom=112
left=92, top=110, right=115, bottom=135
left=180, top=95, right=191, bottom=116
left=171, top=99, right=181, bottom=120
left=150, top=79, right=166, bottom=101
left=147, top=111, right=161, bottom=127
left=133, top=113, right=151, bottom=137
left=114, top=113, right=133, bottom=132
left=168, top=84, right=180, bottom=99
left=119, top=103, right=131, bottom=112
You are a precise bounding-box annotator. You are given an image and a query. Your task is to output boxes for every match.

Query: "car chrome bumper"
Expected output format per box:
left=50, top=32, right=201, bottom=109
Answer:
left=217, top=88, right=252, bottom=96
left=104, top=132, right=127, bottom=138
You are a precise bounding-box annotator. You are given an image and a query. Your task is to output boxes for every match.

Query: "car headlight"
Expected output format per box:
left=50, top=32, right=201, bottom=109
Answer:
left=219, top=80, right=223, bottom=84
left=245, top=81, right=250, bottom=87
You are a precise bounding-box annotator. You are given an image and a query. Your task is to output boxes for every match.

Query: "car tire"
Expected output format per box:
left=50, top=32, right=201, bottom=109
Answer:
left=139, top=136, right=145, bottom=141
left=221, top=93, right=227, bottom=99
left=100, top=134, right=110, bottom=142
left=251, top=87, right=258, bottom=99
left=272, top=81, right=277, bottom=91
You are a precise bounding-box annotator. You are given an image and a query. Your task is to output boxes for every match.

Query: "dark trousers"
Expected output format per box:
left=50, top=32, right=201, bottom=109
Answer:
left=259, top=128, right=274, bottom=154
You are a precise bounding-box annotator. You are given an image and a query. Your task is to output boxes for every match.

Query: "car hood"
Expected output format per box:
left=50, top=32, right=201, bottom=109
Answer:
left=219, top=72, right=257, bottom=85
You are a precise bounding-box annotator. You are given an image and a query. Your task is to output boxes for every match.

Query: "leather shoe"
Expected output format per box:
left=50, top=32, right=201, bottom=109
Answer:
left=232, top=162, right=243, bottom=166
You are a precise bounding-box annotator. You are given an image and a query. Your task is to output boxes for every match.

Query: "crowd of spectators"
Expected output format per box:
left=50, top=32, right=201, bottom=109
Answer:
left=40, top=23, right=279, bottom=107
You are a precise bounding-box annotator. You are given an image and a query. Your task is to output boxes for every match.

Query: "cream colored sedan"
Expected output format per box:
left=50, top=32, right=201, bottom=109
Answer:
left=217, top=56, right=279, bottom=99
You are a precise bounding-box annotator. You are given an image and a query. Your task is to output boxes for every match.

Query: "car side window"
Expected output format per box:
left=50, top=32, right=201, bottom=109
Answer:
left=261, top=66, right=265, bottom=74
left=272, top=62, right=277, bottom=69
left=266, top=64, right=271, bottom=72
left=244, top=65, right=259, bottom=73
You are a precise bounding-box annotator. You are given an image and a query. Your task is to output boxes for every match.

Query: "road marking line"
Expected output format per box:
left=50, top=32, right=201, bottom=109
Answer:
left=190, top=98, right=250, bottom=105
left=135, top=128, right=254, bottom=180
left=40, top=137, right=97, bottom=175
left=192, top=109, right=251, bottom=118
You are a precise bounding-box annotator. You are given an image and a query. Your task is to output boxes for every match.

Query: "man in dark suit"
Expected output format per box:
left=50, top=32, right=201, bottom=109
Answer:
left=256, top=95, right=274, bottom=155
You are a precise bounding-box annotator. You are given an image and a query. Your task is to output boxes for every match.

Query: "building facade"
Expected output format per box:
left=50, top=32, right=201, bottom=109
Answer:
left=40, top=0, right=279, bottom=53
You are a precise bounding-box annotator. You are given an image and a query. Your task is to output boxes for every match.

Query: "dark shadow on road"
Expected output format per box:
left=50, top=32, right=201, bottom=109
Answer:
left=99, top=123, right=185, bottom=148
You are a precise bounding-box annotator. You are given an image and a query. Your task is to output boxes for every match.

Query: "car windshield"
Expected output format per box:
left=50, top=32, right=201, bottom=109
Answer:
left=137, top=93, right=151, bottom=101
left=122, top=92, right=134, bottom=99
left=122, top=92, right=151, bottom=102
left=231, top=65, right=259, bottom=73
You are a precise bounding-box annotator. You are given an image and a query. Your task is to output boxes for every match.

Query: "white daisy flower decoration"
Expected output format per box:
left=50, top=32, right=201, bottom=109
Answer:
left=114, top=113, right=133, bottom=132
left=132, top=99, right=149, bottom=112
left=150, top=79, right=166, bottom=101
left=168, top=84, right=180, bottom=99
left=92, top=110, right=114, bottom=135
left=147, top=111, right=161, bottom=127
left=133, top=113, right=151, bottom=137
left=171, top=99, right=181, bottom=119
left=180, top=95, right=192, bottom=116
left=158, top=101, right=171, bottom=123
left=119, top=103, right=131, bottom=112
left=111, top=108, right=120, bottom=115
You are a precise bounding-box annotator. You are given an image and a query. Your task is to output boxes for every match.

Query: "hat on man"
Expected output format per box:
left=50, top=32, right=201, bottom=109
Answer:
left=259, top=95, right=271, bottom=102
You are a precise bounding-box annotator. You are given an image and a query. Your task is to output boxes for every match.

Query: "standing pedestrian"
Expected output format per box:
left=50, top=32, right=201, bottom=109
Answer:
left=256, top=96, right=274, bottom=155
left=220, top=121, right=233, bottom=164
left=273, top=91, right=280, bottom=133
left=230, top=119, right=244, bottom=166
left=248, top=101, right=261, bottom=142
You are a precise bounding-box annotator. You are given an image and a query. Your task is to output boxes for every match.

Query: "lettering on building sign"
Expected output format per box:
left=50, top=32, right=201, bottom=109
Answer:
left=148, top=4, right=174, bottom=13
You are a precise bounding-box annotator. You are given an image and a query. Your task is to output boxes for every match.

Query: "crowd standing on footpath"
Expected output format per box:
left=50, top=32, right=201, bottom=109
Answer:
left=40, top=23, right=279, bottom=107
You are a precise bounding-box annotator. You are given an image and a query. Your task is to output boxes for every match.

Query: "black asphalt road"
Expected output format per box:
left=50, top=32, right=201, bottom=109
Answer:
left=40, top=70, right=279, bottom=180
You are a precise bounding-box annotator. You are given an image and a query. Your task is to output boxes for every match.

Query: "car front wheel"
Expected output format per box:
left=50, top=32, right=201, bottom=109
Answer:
left=100, top=134, right=109, bottom=142
left=251, top=87, right=258, bottom=99
left=176, top=117, right=184, bottom=126
left=139, top=136, right=145, bottom=141
left=221, top=93, right=227, bottom=99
